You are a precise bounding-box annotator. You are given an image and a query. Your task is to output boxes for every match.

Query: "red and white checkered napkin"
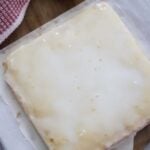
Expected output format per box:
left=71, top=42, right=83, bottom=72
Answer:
left=0, top=0, right=30, bottom=44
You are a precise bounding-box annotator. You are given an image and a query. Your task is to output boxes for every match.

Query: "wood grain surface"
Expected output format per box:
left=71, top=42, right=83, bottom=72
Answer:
left=0, top=0, right=150, bottom=149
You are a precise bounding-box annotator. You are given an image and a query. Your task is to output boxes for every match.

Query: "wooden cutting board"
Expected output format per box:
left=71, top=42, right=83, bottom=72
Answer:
left=0, top=0, right=150, bottom=149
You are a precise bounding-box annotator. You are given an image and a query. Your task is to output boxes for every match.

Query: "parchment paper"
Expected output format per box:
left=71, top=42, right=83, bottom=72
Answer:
left=0, top=0, right=150, bottom=149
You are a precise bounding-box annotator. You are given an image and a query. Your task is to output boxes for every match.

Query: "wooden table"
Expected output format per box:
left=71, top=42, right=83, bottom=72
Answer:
left=0, top=0, right=150, bottom=149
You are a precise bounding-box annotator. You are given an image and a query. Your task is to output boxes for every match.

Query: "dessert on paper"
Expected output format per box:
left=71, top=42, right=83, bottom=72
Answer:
left=2, top=2, right=150, bottom=150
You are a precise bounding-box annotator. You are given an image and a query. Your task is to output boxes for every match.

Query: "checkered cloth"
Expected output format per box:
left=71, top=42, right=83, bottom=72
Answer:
left=0, top=0, right=30, bottom=44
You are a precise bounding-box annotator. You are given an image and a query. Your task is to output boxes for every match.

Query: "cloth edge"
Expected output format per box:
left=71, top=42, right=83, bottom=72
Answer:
left=0, top=0, right=30, bottom=45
